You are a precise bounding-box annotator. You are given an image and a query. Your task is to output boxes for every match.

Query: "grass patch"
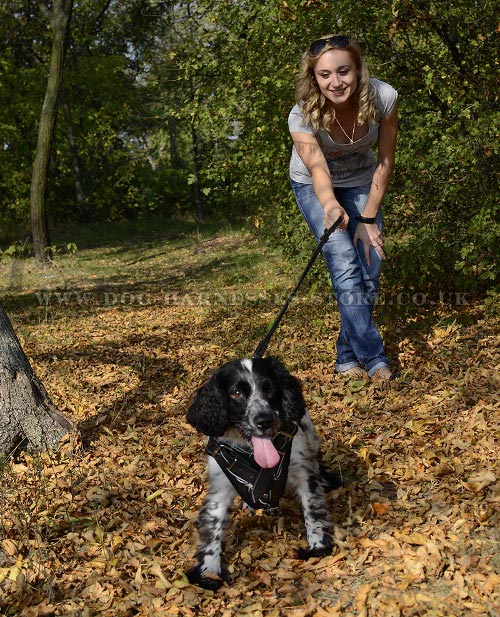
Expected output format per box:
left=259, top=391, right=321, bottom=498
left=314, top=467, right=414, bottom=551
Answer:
left=51, top=215, right=229, bottom=250
left=0, top=217, right=282, bottom=318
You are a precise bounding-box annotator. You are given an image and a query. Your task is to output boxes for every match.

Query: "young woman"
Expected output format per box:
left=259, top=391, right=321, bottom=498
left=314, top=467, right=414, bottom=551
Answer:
left=288, top=35, right=398, bottom=380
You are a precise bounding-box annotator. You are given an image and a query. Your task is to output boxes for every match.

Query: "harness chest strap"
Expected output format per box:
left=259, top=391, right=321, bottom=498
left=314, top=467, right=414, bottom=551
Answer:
left=206, top=422, right=298, bottom=513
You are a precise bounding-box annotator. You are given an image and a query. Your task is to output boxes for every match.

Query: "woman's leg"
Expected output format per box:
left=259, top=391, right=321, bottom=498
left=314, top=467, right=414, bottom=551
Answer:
left=291, top=181, right=390, bottom=376
left=334, top=184, right=389, bottom=375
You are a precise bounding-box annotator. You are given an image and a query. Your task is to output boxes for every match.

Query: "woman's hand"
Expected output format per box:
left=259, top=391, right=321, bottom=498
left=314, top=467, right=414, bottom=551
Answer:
left=323, top=204, right=348, bottom=232
left=353, top=222, right=385, bottom=266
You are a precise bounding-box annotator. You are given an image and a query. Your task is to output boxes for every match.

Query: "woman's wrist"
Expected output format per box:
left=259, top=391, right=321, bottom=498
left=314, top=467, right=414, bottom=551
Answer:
left=323, top=205, right=344, bottom=220
left=355, top=214, right=376, bottom=224
left=323, top=198, right=342, bottom=211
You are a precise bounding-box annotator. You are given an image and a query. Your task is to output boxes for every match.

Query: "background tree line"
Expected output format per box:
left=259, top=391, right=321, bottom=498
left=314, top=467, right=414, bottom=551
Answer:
left=0, top=0, right=497, bottom=295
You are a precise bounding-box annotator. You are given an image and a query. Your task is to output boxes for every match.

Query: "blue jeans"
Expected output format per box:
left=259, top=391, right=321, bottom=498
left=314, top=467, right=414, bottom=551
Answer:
left=291, top=180, right=390, bottom=376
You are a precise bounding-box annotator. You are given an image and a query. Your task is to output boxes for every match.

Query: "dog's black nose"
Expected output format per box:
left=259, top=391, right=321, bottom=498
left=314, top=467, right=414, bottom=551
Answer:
left=255, top=414, right=275, bottom=431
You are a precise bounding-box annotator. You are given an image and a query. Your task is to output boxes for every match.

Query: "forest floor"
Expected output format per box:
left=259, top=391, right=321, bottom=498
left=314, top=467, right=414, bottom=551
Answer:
left=0, top=220, right=498, bottom=617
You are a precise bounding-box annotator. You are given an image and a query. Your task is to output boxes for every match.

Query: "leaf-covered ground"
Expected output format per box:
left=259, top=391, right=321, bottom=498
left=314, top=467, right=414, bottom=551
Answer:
left=1, top=222, right=498, bottom=616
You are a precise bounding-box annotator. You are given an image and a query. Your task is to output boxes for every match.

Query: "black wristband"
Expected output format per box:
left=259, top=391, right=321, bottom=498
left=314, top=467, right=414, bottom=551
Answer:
left=355, top=214, right=377, bottom=224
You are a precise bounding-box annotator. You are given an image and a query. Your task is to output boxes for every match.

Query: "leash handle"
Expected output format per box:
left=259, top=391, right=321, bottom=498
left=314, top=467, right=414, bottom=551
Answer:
left=253, top=215, right=343, bottom=359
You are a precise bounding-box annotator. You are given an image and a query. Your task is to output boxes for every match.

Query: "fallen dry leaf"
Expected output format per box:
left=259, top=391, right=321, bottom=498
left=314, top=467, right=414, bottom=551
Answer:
left=466, top=470, right=496, bottom=492
left=0, top=228, right=498, bottom=617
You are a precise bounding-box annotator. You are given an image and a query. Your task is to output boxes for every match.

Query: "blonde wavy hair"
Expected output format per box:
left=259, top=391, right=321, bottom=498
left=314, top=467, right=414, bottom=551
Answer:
left=295, top=36, right=377, bottom=132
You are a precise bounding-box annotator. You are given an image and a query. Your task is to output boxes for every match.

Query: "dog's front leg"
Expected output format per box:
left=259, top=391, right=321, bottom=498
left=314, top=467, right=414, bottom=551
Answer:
left=295, top=461, right=334, bottom=558
left=289, top=446, right=334, bottom=559
left=187, top=459, right=236, bottom=590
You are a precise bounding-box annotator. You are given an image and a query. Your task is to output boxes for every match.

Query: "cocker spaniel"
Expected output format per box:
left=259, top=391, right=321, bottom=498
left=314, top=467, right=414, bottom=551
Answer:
left=185, top=356, right=339, bottom=590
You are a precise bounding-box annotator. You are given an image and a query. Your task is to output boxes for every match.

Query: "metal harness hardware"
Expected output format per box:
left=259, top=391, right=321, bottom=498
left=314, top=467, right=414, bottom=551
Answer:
left=206, top=422, right=298, bottom=514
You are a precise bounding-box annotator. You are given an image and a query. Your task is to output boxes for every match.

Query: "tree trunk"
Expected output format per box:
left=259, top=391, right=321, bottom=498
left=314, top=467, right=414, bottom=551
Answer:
left=168, top=116, right=183, bottom=170
left=31, top=0, right=74, bottom=263
left=62, top=99, right=91, bottom=222
left=0, top=305, right=74, bottom=458
left=191, top=124, right=203, bottom=220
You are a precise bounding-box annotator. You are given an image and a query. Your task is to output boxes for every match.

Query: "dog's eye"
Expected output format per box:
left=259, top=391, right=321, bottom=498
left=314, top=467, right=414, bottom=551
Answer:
left=230, top=389, right=244, bottom=399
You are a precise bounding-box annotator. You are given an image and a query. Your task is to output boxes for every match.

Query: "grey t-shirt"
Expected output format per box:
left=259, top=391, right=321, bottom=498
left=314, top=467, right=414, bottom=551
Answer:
left=288, top=78, right=398, bottom=187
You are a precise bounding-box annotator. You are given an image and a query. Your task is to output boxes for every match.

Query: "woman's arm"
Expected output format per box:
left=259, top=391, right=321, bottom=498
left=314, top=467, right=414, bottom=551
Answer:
left=354, top=103, right=398, bottom=264
left=291, top=132, right=348, bottom=231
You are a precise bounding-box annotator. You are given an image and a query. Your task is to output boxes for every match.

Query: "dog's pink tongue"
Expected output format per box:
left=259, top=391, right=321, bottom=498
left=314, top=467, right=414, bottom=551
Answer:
left=251, top=436, right=280, bottom=469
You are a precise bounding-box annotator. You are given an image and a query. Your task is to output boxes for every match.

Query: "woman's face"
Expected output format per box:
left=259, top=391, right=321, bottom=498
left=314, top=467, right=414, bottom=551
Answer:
left=313, top=49, right=358, bottom=108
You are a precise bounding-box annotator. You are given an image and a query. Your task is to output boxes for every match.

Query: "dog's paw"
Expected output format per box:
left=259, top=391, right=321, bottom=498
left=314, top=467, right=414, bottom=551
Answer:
left=297, top=544, right=333, bottom=560
left=186, top=565, right=225, bottom=591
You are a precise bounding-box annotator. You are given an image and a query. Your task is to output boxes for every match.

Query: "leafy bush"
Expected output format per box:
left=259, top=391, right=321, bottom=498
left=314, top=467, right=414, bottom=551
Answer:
left=246, top=0, right=499, bottom=296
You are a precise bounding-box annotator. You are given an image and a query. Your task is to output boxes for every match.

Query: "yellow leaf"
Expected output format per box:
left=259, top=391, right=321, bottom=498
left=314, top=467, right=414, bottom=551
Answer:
left=404, top=558, right=426, bottom=582
left=356, top=583, right=371, bottom=615
left=0, top=567, right=10, bottom=583
left=30, top=601, right=56, bottom=615
left=8, top=565, right=21, bottom=582
left=2, top=539, right=17, bottom=556
left=173, top=579, right=191, bottom=588
left=146, top=489, right=164, bottom=502
left=241, top=549, right=253, bottom=566
left=282, top=605, right=312, bottom=617
left=408, top=532, right=430, bottom=546
left=150, top=561, right=171, bottom=589
left=238, top=603, right=263, bottom=615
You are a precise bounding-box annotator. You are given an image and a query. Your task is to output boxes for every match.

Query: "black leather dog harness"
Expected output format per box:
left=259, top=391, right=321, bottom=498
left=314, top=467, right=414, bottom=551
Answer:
left=206, top=422, right=297, bottom=514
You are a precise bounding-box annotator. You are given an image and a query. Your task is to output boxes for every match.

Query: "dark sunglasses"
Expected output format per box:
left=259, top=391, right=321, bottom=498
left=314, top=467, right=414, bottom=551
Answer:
left=309, top=35, right=350, bottom=55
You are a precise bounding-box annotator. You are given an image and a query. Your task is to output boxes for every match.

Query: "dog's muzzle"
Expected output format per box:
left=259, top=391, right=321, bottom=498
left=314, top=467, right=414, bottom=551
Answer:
left=206, top=421, right=298, bottom=513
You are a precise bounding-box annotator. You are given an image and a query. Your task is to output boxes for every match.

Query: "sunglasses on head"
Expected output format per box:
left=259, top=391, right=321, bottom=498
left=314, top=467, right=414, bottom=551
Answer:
left=309, top=35, right=350, bottom=55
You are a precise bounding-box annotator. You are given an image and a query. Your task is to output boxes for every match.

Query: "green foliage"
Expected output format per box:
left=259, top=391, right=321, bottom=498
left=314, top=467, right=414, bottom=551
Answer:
left=0, top=3, right=48, bottom=231
left=209, top=0, right=498, bottom=295
left=367, top=0, right=499, bottom=293
left=482, top=287, right=499, bottom=318
left=45, top=242, right=78, bottom=256
left=0, top=0, right=175, bottom=232
left=0, top=0, right=497, bottom=294
left=146, top=0, right=497, bottom=293
left=0, top=240, right=77, bottom=260
left=0, top=240, right=33, bottom=260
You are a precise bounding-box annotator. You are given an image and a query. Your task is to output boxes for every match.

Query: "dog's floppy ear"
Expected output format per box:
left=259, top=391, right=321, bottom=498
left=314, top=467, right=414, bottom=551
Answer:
left=186, top=373, right=229, bottom=436
left=268, top=356, right=306, bottom=421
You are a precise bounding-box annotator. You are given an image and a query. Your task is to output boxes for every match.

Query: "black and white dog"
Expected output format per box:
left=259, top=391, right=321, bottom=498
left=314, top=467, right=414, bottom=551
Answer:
left=186, top=356, right=339, bottom=590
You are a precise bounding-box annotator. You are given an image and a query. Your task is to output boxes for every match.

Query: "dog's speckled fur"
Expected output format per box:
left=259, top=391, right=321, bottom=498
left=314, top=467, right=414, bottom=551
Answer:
left=186, top=356, right=337, bottom=590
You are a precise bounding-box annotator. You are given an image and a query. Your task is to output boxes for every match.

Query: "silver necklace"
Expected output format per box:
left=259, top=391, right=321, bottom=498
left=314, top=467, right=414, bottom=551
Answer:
left=334, top=115, right=356, bottom=144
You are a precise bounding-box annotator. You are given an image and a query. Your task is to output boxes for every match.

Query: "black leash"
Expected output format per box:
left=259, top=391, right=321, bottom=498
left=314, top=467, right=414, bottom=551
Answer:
left=253, top=215, right=343, bottom=359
